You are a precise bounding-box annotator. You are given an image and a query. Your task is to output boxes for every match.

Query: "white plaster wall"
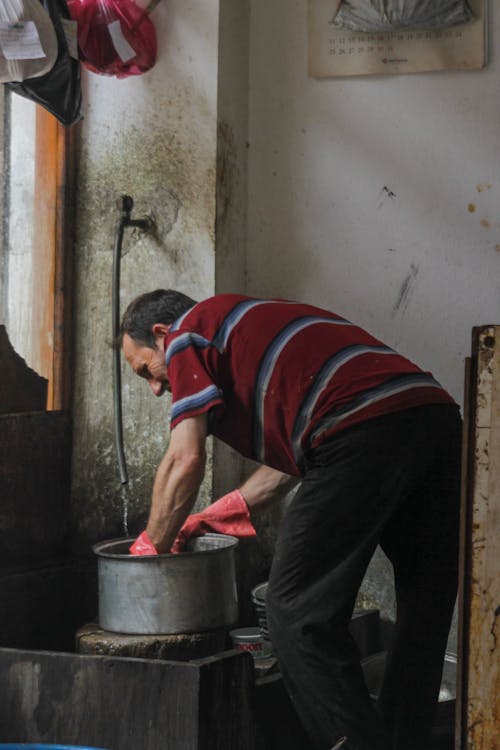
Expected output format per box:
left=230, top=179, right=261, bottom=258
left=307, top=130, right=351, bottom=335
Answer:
left=246, top=1, right=500, bottom=408
left=71, top=0, right=220, bottom=547
left=245, top=1, right=500, bottom=630
left=5, top=97, right=36, bottom=364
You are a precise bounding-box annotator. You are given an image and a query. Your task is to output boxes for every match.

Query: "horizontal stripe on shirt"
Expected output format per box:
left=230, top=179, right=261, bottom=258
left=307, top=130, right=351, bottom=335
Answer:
left=308, top=373, right=444, bottom=450
left=166, top=332, right=211, bottom=366
left=171, top=384, right=222, bottom=422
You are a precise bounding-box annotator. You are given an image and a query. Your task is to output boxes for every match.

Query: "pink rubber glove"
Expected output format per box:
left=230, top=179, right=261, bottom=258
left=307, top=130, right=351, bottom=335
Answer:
left=170, top=489, right=256, bottom=554
left=129, top=530, right=158, bottom=555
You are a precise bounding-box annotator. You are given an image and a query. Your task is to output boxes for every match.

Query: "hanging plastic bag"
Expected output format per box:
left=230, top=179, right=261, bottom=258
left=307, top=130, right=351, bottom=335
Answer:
left=6, top=0, right=82, bottom=127
left=333, top=1, right=474, bottom=33
left=0, top=0, right=58, bottom=83
left=67, top=0, right=157, bottom=78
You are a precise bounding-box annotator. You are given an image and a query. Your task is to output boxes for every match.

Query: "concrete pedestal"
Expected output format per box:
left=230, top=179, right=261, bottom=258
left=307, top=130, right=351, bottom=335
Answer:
left=75, top=622, right=228, bottom=661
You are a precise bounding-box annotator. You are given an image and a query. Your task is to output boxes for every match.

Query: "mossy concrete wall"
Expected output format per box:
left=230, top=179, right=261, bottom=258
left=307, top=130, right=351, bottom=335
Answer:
left=71, top=0, right=220, bottom=553
left=70, top=0, right=287, bottom=628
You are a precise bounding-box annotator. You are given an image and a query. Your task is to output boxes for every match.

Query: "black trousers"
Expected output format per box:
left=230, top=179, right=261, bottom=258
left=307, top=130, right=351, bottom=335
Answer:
left=266, top=404, right=462, bottom=750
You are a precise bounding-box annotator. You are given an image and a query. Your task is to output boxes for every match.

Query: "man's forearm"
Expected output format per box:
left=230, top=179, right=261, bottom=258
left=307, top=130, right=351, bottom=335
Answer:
left=146, top=448, right=206, bottom=552
left=239, top=465, right=299, bottom=511
left=144, top=414, right=208, bottom=553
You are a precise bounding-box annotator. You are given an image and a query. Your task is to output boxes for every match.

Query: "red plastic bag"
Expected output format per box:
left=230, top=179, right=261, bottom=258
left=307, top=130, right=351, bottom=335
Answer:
left=67, top=0, right=157, bottom=78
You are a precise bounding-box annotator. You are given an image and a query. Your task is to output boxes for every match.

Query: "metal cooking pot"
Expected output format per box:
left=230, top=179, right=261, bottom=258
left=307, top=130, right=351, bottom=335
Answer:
left=93, top=534, right=239, bottom=635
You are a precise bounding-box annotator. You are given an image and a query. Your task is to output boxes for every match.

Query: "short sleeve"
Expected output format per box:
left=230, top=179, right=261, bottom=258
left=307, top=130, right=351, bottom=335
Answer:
left=166, top=331, right=224, bottom=429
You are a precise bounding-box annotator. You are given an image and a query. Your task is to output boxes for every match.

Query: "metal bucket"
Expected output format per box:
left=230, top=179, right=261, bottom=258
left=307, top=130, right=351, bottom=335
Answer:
left=361, top=650, right=457, bottom=737
left=93, top=534, right=239, bottom=635
left=361, top=649, right=457, bottom=703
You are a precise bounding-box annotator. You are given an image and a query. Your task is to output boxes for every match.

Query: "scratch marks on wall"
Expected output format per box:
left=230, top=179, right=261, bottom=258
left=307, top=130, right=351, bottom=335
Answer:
left=377, top=185, right=397, bottom=209
left=392, top=263, right=419, bottom=316
left=216, top=120, right=239, bottom=235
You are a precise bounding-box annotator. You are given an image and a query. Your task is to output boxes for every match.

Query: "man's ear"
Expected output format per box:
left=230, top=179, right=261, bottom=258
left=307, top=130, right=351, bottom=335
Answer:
left=152, top=323, right=171, bottom=347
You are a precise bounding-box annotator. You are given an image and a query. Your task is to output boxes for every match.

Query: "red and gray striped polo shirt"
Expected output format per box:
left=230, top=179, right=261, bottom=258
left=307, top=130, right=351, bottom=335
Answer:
left=164, top=294, right=455, bottom=477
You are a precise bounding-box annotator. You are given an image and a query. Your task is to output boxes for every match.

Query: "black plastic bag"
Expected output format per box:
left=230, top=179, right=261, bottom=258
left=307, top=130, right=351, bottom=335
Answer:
left=6, top=0, right=82, bottom=127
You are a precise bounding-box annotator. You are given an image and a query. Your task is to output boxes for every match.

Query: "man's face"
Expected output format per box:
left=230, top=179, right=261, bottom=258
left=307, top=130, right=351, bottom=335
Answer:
left=122, top=332, right=171, bottom=397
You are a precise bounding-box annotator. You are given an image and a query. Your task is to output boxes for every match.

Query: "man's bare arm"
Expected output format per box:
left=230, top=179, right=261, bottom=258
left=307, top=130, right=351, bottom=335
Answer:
left=145, top=413, right=208, bottom=552
left=239, top=465, right=299, bottom=512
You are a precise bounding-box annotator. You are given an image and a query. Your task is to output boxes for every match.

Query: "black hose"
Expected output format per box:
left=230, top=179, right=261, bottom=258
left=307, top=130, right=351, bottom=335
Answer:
left=112, top=196, right=149, bottom=485
left=112, top=213, right=128, bottom=485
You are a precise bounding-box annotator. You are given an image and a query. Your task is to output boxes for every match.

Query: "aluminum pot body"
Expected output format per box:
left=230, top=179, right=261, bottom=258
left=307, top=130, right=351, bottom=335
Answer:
left=93, top=534, right=239, bottom=635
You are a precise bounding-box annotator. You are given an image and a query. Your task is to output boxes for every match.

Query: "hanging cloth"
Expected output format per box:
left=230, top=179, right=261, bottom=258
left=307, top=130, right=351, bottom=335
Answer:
left=0, top=0, right=58, bottom=83
left=67, top=0, right=157, bottom=78
left=6, top=0, right=82, bottom=126
left=333, top=0, right=474, bottom=33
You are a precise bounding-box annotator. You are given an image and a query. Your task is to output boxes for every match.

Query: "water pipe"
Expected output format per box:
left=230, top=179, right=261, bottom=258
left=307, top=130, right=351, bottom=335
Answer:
left=112, top=195, right=149, bottom=485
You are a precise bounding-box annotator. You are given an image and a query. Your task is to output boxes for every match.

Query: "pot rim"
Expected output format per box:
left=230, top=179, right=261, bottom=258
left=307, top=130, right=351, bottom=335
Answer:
left=93, top=532, right=239, bottom=560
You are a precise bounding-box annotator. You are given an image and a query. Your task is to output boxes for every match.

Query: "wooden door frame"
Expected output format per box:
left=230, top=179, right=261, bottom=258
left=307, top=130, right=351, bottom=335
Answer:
left=32, top=109, right=77, bottom=411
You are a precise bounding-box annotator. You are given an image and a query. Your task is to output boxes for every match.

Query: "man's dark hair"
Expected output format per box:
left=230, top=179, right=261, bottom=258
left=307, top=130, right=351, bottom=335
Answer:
left=115, top=289, right=197, bottom=349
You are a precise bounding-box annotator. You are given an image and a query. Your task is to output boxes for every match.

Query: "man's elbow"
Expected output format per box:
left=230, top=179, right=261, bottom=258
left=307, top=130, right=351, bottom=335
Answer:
left=170, top=446, right=206, bottom=478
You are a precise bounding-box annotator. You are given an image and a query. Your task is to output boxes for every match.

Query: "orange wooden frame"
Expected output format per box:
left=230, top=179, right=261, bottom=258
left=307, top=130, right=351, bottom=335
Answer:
left=32, top=109, right=77, bottom=411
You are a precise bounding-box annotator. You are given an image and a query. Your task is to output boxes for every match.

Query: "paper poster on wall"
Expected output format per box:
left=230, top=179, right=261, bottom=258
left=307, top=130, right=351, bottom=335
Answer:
left=308, top=0, right=486, bottom=78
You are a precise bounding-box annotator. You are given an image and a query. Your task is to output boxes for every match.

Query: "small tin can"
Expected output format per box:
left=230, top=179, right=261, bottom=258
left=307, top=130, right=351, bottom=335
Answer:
left=229, top=627, right=272, bottom=660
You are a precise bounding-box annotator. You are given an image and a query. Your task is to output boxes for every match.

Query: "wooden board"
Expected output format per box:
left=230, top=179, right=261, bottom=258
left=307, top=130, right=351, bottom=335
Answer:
left=32, top=111, right=76, bottom=411
left=0, top=647, right=255, bottom=750
left=457, top=326, right=500, bottom=750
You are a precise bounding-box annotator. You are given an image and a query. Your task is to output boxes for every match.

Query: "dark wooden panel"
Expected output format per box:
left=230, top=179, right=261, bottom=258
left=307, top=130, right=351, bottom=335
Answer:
left=0, top=411, right=71, bottom=564
left=197, top=651, right=256, bottom=750
left=0, top=648, right=255, bottom=749
left=0, top=325, right=47, bottom=413
left=0, top=558, right=97, bottom=652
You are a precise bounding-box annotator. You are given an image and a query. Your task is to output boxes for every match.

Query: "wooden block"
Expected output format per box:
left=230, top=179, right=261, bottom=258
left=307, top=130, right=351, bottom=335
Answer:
left=0, top=325, right=47, bottom=414
left=0, top=647, right=256, bottom=750
left=76, top=622, right=228, bottom=661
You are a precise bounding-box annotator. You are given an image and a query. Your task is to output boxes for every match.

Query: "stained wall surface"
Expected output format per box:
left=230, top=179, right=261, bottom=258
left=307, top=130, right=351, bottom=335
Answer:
left=246, top=3, right=500, bottom=407
left=71, top=0, right=220, bottom=550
